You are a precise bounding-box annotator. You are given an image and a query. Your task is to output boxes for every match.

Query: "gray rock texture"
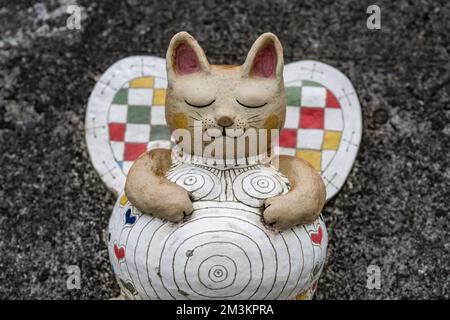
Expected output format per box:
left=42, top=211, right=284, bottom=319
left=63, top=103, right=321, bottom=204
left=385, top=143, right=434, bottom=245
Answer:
left=0, top=0, right=448, bottom=299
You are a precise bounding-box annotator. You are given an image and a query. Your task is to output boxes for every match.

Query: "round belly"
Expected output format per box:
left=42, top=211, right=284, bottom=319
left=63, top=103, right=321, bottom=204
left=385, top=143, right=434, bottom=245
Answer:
left=108, top=196, right=327, bottom=300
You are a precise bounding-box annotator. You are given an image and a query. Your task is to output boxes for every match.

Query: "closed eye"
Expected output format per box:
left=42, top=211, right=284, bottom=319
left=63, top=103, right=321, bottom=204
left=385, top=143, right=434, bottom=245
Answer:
left=184, top=99, right=215, bottom=108
left=236, top=99, right=267, bottom=108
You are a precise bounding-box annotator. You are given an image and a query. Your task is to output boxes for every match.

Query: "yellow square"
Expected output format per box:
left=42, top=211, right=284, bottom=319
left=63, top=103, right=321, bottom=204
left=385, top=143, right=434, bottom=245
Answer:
left=153, top=89, right=166, bottom=106
left=130, top=77, right=154, bottom=88
left=296, top=149, right=321, bottom=171
left=323, top=131, right=341, bottom=150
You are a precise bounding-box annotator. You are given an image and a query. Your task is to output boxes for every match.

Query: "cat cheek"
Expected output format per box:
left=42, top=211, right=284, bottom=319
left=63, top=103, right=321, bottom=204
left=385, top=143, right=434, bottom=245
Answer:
left=264, top=115, right=280, bottom=130
left=172, top=112, right=189, bottom=129
left=203, top=117, right=216, bottom=129
left=235, top=117, right=248, bottom=129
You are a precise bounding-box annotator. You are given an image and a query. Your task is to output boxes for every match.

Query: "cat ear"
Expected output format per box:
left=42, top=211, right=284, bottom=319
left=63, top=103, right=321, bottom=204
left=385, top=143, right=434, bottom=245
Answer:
left=166, top=32, right=210, bottom=78
left=241, top=33, right=284, bottom=79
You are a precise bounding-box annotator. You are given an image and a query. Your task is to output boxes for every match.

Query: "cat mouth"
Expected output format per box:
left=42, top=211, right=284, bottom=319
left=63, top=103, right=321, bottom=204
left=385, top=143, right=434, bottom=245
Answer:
left=205, top=127, right=245, bottom=139
left=222, top=127, right=245, bottom=138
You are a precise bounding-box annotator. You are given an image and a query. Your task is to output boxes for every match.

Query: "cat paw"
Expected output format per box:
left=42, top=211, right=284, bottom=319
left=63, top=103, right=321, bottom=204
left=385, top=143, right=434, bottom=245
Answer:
left=152, top=186, right=194, bottom=222
left=262, top=193, right=318, bottom=230
left=127, top=183, right=194, bottom=222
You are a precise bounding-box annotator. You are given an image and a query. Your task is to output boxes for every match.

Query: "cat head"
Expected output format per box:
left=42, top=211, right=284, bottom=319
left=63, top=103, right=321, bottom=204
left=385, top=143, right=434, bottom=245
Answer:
left=165, top=31, right=285, bottom=159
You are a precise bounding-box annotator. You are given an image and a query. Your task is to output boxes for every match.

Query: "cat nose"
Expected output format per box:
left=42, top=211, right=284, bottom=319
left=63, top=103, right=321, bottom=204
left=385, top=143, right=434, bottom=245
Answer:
left=216, top=115, right=235, bottom=127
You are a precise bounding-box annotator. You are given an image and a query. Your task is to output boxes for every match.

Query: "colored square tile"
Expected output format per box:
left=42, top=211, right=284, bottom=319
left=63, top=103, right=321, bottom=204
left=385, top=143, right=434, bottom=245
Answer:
left=284, top=106, right=300, bottom=129
left=153, top=89, right=166, bottom=106
left=112, top=89, right=128, bottom=105
left=285, top=87, right=301, bottom=106
left=128, top=88, right=153, bottom=106
left=122, top=161, right=134, bottom=174
left=154, top=77, right=168, bottom=89
left=301, top=86, right=327, bottom=108
left=130, top=77, right=154, bottom=88
left=124, top=124, right=150, bottom=143
left=110, top=141, right=125, bottom=161
left=326, top=89, right=340, bottom=108
left=323, top=131, right=341, bottom=150
left=324, top=108, right=343, bottom=131
left=124, top=143, right=147, bottom=161
left=296, top=149, right=321, bottom=171
left=292, top=80, right=304, bottom=86
left=149, top=125, right=171, bottom=141
left=277, top=147, right=296, bottom=156
left=109, top=104, right=128, bottom=123
left=127, top=105, right=150, bottom=124
left=300, top=108, right=324, bottom=129
left=279, top=129, right=297, bottom=148
left=297, top=129, right=324, bottom=150
left=321, top=150, right=336, bottom=171
left=150, top=106, right=166, bottom=125
left=108, top=123, right=126, bottom=141
left=302, top=80, right=322, bottom=87
left=147, top=140, right=171, bottom=150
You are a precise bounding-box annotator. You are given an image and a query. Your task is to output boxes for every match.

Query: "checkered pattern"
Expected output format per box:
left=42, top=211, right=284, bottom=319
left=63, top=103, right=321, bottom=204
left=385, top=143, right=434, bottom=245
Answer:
left=108, top=78, right=343, bottom=175
left=279, top=80, right=343, bottom=172
left=107, top=76, right=170, bottom=174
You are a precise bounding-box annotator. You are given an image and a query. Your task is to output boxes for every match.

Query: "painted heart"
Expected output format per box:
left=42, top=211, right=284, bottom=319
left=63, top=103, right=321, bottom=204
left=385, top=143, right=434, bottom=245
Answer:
left=119, top=278, right=136, bottom=295
left=125, top=208, right=136, bottom=225
left=312, top=263, right=322, bottom=277
left=311, top=281, right=318, bottom=292
left=310, top=225, right=323, bottom=245
left=114, top=243, right=125, bottom=261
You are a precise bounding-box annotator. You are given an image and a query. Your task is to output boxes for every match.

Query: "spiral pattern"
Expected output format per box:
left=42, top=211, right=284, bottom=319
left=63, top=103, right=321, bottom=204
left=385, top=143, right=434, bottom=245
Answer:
left=166, top=166, right=222, bottom=201
left=233, top=169, right=290, bottom=207
left=108, top=200, right=327, bottom=300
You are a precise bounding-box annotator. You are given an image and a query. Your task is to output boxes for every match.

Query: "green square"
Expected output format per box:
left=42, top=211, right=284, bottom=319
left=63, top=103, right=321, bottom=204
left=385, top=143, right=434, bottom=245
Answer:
left=285, top=87, right=301, bottom=106
left=127, top=105, right=150, bottom=124
left=150, top=125, right=171, bottom=141
left=112, top=88, right=128, bottom=105
left=302, top=80, right=322, bottom=87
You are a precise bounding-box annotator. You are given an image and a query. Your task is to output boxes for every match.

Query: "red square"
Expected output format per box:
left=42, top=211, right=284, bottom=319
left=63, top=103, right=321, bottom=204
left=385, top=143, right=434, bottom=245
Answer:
left=279, top=129, right=297, bottom=148
left=109, top=123, right=126, bottom=141
left=326, top=90, right=340, bottom=108
left=300, top=108, right=324, bottom=129
left=124, top=143, right=147, bottom=161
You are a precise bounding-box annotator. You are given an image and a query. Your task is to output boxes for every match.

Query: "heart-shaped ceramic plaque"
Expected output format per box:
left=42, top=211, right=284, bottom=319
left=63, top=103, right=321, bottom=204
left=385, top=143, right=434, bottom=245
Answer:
left=85, top=56, right=362, bottom=200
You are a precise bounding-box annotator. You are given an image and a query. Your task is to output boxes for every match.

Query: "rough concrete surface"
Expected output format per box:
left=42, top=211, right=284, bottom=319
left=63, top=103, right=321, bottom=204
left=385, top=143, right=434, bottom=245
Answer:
left=0, top=0, right=448, bottom=299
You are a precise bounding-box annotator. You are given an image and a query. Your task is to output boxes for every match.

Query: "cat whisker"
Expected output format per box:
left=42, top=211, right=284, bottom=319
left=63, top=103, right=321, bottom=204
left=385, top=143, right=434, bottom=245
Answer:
left=247, top=115, right=261, bottom=120
left=194, top=111, right=203, bottom=118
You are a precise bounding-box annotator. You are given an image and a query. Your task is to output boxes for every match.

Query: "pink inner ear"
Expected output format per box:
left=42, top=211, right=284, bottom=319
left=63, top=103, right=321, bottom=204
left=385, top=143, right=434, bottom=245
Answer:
left=252, top=44, right=276, bottom=78
left=175, top=43, right=201, bottom=75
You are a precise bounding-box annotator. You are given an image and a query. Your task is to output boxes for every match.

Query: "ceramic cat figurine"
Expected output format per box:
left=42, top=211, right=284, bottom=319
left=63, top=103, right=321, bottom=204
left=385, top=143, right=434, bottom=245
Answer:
left=126, top=32, right=325, bottom=229
left=108, top=32, right=328, bottom=300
